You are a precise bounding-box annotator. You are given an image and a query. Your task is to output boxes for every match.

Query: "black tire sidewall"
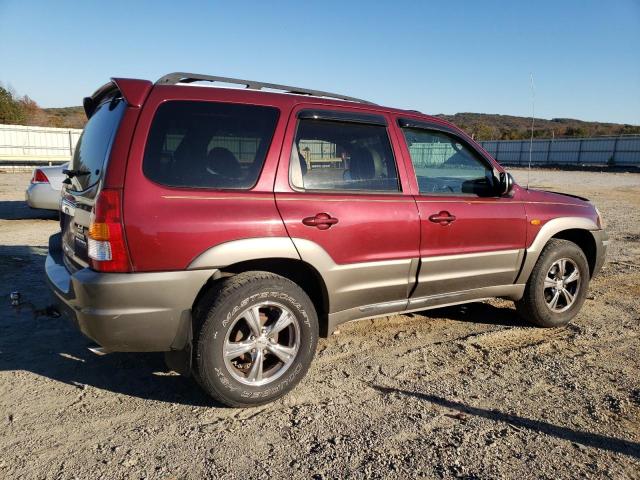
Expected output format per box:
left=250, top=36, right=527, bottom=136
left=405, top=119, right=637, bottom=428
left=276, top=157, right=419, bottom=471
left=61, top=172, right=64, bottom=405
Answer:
left=196, top=276, right=318, bottom=406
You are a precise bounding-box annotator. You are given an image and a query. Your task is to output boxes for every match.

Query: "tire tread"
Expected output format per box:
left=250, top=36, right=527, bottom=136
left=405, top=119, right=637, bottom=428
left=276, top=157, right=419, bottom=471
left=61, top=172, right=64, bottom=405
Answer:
left=516, top=238, right=588, bottom=327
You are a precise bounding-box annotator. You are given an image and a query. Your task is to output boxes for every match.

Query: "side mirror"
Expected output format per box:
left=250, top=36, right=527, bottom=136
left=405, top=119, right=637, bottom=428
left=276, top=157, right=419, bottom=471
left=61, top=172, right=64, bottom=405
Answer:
left=499, top=171, right=515, bottom=195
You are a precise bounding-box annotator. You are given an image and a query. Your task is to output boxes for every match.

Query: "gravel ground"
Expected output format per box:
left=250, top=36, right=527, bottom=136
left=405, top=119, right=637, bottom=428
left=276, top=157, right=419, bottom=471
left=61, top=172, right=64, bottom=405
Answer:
left=0, top=168, right=639, bottom=479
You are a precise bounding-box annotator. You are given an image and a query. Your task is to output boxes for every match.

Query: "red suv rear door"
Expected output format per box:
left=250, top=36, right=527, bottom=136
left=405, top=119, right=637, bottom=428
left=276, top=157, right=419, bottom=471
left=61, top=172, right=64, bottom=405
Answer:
left=274, top=105, right=420, bottom=318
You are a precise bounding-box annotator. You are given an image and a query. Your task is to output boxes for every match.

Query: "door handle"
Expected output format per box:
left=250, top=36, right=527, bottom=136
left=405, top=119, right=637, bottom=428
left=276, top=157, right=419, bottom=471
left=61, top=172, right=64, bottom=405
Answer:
left=428, top=211, right=456, bottom=226
left=302, top=213, right=339, bottom=230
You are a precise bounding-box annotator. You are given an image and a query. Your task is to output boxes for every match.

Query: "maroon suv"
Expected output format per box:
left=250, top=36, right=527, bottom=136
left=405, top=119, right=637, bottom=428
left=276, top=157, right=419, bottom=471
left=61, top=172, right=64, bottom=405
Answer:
left=46, top=73, right=607, bottom=406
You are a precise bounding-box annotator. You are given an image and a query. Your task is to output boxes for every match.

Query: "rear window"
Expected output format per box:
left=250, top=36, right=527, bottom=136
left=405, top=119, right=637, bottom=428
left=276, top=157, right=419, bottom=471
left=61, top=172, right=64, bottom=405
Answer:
left=71, top=97, right=126, bottom=190
left=143, top=101, right=279, bottom=189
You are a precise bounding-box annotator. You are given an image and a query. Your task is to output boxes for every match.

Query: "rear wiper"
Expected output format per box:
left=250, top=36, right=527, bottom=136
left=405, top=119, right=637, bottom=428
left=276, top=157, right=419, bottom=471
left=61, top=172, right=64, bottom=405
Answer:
left=62, top=169, right=90, bottom=178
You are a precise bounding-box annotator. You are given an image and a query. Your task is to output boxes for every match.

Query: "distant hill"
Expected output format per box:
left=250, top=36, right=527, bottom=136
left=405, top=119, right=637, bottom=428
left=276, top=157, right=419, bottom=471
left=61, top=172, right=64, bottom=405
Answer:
left=42, top=106, right=86, bottom=129
left=434, top=113, right=640, bottom=140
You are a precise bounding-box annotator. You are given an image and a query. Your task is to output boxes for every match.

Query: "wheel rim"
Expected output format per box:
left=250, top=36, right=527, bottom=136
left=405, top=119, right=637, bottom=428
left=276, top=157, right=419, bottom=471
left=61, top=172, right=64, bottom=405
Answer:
left=222, top=301, right=300, bottom=386
left=543, top=258, right=582, bottom=313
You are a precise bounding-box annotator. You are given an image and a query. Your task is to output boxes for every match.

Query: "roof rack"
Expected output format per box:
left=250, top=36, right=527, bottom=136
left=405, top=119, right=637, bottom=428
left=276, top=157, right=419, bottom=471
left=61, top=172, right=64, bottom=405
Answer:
left=156, top=72, right=376, bottom=105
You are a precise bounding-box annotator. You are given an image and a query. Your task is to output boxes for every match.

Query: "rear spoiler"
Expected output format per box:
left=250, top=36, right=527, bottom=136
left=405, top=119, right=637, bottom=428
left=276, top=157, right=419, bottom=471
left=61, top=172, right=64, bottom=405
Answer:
left=83, top=78, right=152, bottom=118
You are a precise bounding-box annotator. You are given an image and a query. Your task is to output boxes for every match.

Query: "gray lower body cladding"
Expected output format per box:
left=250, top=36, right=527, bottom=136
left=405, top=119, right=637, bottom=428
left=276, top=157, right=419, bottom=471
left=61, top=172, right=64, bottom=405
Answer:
left=45, top=225, right=608, bottom=350
left=45, top=233, right=217, bottom=352
left=591, top=229, right=608, bottom=277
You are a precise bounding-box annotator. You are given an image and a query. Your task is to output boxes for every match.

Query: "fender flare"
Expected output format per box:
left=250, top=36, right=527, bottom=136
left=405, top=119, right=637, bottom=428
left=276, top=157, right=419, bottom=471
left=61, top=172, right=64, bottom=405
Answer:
left=516, top=216, right=600, bottom=283
left=188, top=237, right=301, bottom=269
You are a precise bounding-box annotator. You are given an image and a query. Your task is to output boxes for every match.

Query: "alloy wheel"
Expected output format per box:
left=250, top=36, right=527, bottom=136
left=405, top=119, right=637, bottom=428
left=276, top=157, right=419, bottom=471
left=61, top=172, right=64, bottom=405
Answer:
left=543, top=258, right=582, bottom=313
left=222, top=302, right=300, bottom=386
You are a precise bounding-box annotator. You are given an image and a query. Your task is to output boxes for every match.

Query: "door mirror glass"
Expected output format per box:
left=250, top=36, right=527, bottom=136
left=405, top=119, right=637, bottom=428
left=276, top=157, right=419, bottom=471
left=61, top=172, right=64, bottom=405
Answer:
left=499, top=171, right=515, bottom=195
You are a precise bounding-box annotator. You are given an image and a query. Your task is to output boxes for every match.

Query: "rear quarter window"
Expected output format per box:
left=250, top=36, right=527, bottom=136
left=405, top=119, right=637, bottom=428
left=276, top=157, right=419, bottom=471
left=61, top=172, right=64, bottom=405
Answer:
left=143, top=101, right=279, bottom=189
left=71, top=97, right=126, bottom=191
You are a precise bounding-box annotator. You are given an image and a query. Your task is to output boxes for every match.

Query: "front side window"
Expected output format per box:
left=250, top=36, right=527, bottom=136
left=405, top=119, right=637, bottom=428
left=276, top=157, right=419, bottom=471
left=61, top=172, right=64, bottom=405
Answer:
left=290, top=119, right=399, bottom=192
left=143, top=101, right=279, bottom=189
left=401, top=128, right=496, bottom=196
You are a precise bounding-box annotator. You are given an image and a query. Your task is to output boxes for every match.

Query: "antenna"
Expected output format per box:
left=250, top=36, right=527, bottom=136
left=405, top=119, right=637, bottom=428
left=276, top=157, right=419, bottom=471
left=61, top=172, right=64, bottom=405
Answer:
left=526, top=73, right=535, bottom=189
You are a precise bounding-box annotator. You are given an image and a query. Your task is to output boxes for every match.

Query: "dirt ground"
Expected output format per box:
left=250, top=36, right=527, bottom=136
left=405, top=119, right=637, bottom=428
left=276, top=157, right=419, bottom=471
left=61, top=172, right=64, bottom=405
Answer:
left=1, top=168, right=639, bottom=479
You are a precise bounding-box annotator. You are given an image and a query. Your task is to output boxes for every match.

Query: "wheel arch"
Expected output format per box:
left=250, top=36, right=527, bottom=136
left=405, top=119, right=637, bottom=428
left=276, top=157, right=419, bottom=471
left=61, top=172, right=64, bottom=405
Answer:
left=517, top=217, right=600, bottom=283
left=550, top=229, right=597, bottom=277
left=222, top=258, right=330, bottom=334
left=191, top=258, right=330, bottom=337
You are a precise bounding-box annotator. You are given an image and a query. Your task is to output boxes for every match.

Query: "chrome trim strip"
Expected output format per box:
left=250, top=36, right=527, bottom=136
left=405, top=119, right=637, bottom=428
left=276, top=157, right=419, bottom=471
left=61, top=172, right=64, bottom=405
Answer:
left=408, top=284, right=525, bottom=308
left=278, top=197, right=415, bottom=203
left=327, top=284, right=526, bottom=331
left=162, top=195, right=273, bottom=201
left=359, top=299, right=407, bottom=313
left=414, top=199, right=592, bottom=208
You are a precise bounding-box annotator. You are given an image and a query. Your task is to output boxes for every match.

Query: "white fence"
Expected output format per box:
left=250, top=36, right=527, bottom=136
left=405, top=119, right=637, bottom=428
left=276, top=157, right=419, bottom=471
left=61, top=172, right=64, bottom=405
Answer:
left=479, top=136, right=640, bottom=167
left=2, top=122, right=639, bottom=169
left=0, top=124, right=82, bottom=162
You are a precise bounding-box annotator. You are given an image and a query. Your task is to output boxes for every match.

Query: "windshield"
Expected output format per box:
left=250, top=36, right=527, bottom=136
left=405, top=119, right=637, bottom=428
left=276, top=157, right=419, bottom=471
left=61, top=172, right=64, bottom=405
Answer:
left=70, top=96, right=126, bottom=191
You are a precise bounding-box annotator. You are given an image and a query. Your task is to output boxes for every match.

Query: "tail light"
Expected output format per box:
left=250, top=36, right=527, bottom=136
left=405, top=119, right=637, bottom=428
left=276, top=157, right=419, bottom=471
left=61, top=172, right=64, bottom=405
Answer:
left=87, top=189, right=132, bottom=272
left=31, top=169, right=49, bottom=184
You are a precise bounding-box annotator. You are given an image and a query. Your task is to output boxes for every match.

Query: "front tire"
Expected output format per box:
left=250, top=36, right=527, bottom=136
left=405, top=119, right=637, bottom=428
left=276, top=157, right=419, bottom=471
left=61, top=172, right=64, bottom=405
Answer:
left=516, top=239, right=589, bottom=327
left=193, top=271, right=318, bottom=407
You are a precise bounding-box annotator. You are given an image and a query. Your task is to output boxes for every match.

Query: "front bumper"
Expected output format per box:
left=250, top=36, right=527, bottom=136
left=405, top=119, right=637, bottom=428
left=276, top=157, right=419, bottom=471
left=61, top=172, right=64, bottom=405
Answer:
left=591, top=229, right=608, bottom=278
left=45, top=233, right=217, bottom=352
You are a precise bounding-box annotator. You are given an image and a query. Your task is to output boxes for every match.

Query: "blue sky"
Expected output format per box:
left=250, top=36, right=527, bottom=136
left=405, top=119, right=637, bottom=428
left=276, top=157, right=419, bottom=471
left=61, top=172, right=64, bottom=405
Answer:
left=1, top=0, right=638, bottom=124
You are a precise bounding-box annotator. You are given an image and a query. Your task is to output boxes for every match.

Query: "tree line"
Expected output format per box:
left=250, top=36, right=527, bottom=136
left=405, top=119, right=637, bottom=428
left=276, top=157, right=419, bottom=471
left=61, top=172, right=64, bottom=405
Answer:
left=437, top=113, right=640, bottom=140
left=0, top=84, right=85, bottom=128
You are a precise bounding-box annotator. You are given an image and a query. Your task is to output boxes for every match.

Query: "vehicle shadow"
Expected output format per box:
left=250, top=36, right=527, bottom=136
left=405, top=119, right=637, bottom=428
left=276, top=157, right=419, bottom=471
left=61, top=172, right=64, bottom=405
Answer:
left=0, top=245, right=218, bottom=408
left=0, top=200, right=58, bottom=220
left=410, top=301, right=529, bottom=328
left=371, top=384, right=640, bottom=459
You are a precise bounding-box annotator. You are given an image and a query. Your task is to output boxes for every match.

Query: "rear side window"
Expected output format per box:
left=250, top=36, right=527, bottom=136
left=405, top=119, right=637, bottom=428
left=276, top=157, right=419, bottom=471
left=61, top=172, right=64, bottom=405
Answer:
left=71, top=97, right=126, bottom=191
left=143, top=101, right=279, bottom=189
left=290, top=119, right=399, bottom=192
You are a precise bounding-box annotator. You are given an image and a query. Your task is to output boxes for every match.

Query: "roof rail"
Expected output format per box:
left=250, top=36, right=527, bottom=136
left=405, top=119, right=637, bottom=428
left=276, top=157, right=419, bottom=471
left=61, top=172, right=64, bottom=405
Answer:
left=156, top=72, right=376, bottom=105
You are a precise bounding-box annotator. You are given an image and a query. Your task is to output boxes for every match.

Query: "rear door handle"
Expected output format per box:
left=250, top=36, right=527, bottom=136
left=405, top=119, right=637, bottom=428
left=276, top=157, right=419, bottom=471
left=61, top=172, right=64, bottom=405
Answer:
left=302, top=213, right=339, bottom=230
left=428, top=211, right=456, bottom=225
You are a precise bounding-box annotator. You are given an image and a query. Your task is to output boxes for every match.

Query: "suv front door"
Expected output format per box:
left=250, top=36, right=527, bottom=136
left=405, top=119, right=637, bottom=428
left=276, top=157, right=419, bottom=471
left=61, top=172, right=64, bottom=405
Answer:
left=395, top=117, right=527, bottom=304
left=274, top=106, right=420, bottom=320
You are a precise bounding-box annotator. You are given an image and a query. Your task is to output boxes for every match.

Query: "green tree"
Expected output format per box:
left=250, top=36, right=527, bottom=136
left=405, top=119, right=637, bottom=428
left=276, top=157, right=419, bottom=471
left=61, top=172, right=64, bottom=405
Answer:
left=0, top=85, right=26, bottom=124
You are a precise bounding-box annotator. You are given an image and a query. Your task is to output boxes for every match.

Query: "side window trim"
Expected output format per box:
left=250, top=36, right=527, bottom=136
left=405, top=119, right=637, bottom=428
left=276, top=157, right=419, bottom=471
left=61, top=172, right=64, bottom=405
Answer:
left=288, top=114, right=402, bottom=194
left=298, top=109, right=387, bottom=126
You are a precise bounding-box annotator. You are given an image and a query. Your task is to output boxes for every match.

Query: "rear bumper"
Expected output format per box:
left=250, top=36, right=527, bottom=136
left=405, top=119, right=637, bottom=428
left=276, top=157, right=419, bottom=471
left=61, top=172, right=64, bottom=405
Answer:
left=45, top=233, right=217, bottom=352
left=25, top=183, right=60, bottom=210
left=591, top=229, right=608, bottom=278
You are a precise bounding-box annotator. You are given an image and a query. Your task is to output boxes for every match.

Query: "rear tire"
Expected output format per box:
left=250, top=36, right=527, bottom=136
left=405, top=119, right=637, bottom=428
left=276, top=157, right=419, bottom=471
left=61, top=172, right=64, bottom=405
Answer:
left=516, top=239, right=589, bottom=327
left=193, top=271, right=318, bottom=407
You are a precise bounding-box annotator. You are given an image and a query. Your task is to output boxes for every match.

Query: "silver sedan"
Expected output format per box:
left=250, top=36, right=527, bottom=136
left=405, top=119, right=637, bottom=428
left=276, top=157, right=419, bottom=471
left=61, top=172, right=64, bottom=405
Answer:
left=25, top=163, right=68, bottom=210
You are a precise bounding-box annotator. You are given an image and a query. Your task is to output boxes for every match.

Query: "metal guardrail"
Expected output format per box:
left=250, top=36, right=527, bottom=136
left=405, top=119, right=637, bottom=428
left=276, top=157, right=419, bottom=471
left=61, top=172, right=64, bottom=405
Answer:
left=1, top=122, right=639, bottom=169
left=0, top=124, right=82, bottom=162
left=479, top=136, right=640, bottom=167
